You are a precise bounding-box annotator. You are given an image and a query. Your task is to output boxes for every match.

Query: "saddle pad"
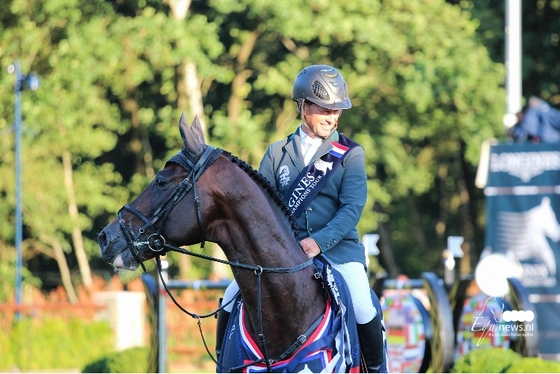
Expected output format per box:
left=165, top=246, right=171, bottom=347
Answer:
left=219, top=298, right=360, bottom=373
left=219, top=260, right=361, bottom=372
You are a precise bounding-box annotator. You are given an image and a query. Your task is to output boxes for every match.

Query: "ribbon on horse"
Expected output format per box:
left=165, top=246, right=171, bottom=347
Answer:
left=218, top=258, right=360, bottom=373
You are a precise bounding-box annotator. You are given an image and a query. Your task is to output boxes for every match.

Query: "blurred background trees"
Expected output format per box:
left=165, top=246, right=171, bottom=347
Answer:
left=1, top=0, right=558, bottom=301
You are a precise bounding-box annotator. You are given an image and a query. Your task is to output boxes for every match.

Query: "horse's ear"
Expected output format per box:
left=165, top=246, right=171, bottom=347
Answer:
left=179, top=112, right=204, bottom=156
left=191, top=115, right=207, bottom=145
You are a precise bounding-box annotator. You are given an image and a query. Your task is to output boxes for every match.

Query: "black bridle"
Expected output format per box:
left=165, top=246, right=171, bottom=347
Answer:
left=117, top=145, right=221, bottom=272
left=115, top=144, right=315, bottom=372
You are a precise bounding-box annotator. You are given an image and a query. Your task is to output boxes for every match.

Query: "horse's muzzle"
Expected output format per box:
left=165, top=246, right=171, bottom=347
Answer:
left=97, top=224, right=146, bottom=271
left=97, top=229, right=115, bottom=263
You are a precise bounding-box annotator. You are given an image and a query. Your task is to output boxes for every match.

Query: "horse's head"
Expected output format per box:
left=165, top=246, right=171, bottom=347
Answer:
left=97, top=114, right=222, bottom=271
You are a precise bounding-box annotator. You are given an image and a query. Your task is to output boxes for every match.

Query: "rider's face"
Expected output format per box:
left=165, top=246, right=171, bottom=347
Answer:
left=301, top=102, right=342, bottom=139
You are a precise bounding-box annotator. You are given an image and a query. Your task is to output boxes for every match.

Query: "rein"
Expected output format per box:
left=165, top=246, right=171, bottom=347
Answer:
left=154, top=246, right=314, bottom=372
left=117, top=145, right=316, bottom=372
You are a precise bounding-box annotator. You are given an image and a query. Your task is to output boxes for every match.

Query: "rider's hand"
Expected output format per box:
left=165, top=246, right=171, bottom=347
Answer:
left=299, top=238, right=321, bottom=258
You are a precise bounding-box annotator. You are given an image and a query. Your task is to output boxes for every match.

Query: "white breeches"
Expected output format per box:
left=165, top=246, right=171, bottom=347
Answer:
left=330, top=261, right=377, bottom=324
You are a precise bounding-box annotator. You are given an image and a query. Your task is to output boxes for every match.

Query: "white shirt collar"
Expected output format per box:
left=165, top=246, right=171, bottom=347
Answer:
left=299, top=125, right=323, bottom=146
left=299, top=125, right=323, bottom=165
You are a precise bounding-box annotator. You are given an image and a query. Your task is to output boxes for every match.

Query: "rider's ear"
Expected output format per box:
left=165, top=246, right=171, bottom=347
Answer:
left=179, top=112, right=204, bottom=156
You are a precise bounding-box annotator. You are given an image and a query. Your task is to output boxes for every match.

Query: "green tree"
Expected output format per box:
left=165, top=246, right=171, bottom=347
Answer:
left=452, top=0, right=560, bottom=104
left=0, top=0, right=229, bottom=297
left=0, top=0, right=512, bottom=299
left=0, top=0, right=127, bottom=300
left=191, top=0, right=505, bottom=276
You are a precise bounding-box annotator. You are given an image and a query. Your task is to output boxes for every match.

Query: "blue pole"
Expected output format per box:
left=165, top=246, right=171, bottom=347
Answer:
left=10, top=61, right=39, bottom=321
left=14, top=61, right=23, bottom=320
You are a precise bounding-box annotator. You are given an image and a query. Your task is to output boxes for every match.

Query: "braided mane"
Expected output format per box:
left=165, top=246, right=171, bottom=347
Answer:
left=224, top=152, right=298, bottom=232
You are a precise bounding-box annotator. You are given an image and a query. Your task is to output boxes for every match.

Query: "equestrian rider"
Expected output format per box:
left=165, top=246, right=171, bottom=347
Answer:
left=216, top=64, right=384, bottom=372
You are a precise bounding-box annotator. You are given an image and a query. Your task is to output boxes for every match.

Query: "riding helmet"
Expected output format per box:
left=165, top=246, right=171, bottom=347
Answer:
left=292, top=64, right=352, bottom=111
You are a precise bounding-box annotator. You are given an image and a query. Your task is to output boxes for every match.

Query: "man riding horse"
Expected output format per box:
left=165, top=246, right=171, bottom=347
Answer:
left=218, top=64, right=385, bottom=372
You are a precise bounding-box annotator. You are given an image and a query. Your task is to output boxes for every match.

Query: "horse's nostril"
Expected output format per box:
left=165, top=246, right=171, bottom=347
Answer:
left=97, top=231, right=107, bottom=250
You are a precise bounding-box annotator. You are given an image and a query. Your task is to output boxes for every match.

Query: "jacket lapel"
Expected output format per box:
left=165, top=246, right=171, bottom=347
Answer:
left=284, top=130, right=306, bottom=170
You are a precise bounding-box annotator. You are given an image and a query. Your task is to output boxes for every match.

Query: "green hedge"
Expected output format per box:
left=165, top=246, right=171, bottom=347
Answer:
left=453, top=347, right=560, bottom=373
left=82, top=346, right=150, bottom=373
left=0, top=316, right=115, bottom=372
left=506, top=357, right=560, bottom=373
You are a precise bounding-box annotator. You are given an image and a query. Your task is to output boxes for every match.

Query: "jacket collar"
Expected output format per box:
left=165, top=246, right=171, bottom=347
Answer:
left=284, top=126, right=340, bottom=169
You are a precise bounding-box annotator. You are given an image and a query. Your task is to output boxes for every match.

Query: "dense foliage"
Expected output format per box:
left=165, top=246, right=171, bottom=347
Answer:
left=0, top=316, right=114, bottom=371
left=452, top=347, right=522, bottom=373
left=452, top=347, right=560, bottom=373
left=1, top=0, right=558, bottom=297
left=82, top=346, right=150, bottom=373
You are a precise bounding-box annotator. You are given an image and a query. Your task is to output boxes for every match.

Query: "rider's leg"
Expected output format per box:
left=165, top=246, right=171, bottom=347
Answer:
left=222, top=280, right=239, bottom=313
left=331, top=262, right=384, bottom=373
left=357, top=313, right=384, bottom=373
left=216, top=280, right=239, bottom=362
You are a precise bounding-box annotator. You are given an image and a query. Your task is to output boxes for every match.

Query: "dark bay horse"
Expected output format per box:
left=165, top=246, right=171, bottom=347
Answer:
left=98, top=115, right=385, bottom=372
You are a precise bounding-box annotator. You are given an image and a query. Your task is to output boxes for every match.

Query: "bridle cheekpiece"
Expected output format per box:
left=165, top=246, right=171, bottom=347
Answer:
left=117, top=145, right=223, bottom=271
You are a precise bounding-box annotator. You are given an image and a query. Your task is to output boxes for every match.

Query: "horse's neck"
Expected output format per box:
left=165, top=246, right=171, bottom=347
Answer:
left=214, top=182, right=325, bottom=357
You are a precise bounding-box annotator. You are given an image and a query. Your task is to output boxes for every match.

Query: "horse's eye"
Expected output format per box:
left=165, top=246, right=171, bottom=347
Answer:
left=155, top=177, right=167, bottom=188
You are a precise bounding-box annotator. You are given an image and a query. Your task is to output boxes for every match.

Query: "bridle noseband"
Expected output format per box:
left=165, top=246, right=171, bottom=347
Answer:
left=117, top=145, right=223, bottom=271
